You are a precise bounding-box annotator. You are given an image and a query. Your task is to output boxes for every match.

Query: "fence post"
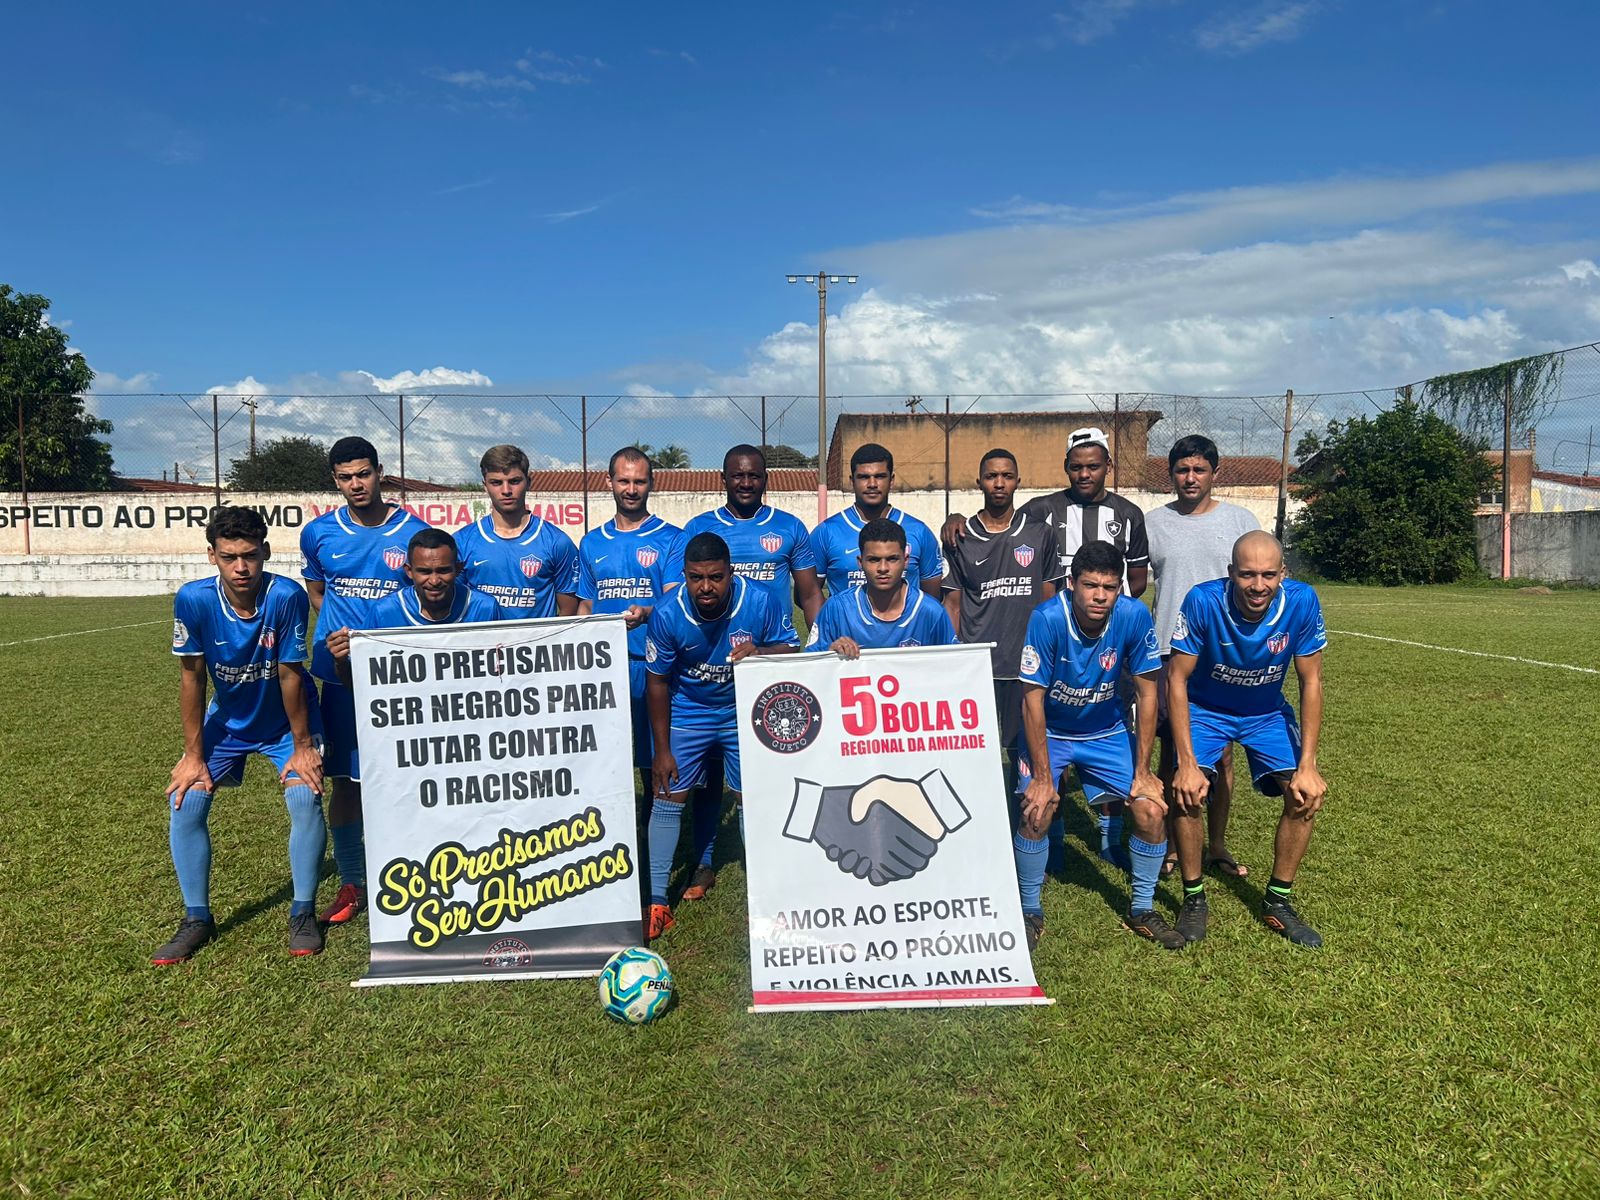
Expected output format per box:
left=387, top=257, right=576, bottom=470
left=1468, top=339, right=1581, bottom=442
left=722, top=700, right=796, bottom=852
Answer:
left=16, top=395, right=30, bottom=554
left=1502, top=378, right=1512, bottom=579
left=212, top=392, right=222, bottom=511
left=398, top=393, right=408, bottom=506
left=1275, top=389, right=1294, bottom=542
left=760, top=395, right=767, bottom=458
left=943, top=396, right=952, bottom=521
left=580, top=395, right=589, bottom=533
left=1112, top=392, right=1121, bottom=489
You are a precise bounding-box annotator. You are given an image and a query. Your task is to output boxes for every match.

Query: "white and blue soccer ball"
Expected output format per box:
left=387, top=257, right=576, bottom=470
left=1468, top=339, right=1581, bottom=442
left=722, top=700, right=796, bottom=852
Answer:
left=598, top=947, right=675, bottom=1024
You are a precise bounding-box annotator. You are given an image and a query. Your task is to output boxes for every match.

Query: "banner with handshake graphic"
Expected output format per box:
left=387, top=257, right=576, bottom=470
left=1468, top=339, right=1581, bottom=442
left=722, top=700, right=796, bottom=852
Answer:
left=737, top=644, right=1049, bottom=1012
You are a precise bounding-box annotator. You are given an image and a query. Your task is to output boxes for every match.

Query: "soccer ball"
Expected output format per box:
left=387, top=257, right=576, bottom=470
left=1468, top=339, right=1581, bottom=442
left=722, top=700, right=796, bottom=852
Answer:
left=598, top=947, right=675, bottom=1025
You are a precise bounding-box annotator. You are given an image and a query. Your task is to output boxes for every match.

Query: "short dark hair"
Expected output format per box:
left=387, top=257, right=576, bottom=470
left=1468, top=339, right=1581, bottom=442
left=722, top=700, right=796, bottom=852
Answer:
left=1168, top=435, right=1220, bottom=471
left=850, top=443, right=894, bottom=474
left=979, top=448, right=1018, bottom=472
left=684, top=531, right=731, bottom=565
left=858, top=518, right=907, bottom=552
left=329, top=436, right=380, bottom=471
left=479, top=444, right=530, bottom=476
left=609, top=446, right=653, bottom=479
left=407, top=528, right=459, bottom=560
left=206, top=506, right=268, bottom=547
left=723, top=444, right=766, bottom=473
left=1070, top=540, right=1125, bottom=580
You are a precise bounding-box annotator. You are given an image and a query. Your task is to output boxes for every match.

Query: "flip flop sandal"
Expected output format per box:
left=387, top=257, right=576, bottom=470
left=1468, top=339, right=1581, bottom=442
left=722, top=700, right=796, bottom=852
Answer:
left=1206, top=850, right=1249, bottom=879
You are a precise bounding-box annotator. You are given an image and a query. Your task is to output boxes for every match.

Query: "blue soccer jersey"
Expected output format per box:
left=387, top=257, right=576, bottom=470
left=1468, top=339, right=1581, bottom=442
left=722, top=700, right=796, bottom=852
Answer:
left=681, top=505, right=814, bottom=634
left=301, top=503, right=432, bottom=681
left=364, top=583, right=503, bottom=629
left=644, top=575, right=798, bottom=729
left=805, top=585, right=958, bottom=651
left=577, top=515, right=685, bottom=661
left=171, top=573, right=312, bottom=745
left=812, top=505, right=947, bottom=596
left=1018, top=593, right=1162, bottom=740
left=454, top=515, right=580, bottom=619
left=1170, top=578, right=1327, bottom=717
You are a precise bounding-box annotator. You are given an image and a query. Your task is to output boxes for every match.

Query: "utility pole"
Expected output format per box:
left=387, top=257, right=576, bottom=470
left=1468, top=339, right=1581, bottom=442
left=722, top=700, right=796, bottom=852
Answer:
left=242, top=398, right=259, bottom=458
left=1275, top=390, right=1294, bottom=542
left=787, top=271, right=858, bottom=525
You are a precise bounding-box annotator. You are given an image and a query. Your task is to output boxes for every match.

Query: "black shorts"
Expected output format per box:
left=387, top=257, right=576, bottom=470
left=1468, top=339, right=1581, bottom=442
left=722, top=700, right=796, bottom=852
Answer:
left=993, top=678, right=1023, bottom=752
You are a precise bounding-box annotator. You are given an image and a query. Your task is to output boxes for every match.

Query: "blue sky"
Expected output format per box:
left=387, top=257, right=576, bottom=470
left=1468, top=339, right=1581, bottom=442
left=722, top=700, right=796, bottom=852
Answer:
left=5, top=1, right=1600, bottom=475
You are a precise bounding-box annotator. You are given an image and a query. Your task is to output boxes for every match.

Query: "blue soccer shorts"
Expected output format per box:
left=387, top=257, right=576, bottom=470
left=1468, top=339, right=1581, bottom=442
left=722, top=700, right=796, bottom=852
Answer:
left=1014, top=729, right=1133, bottom=805
left=191, top=715, right=324, bottom=794
left=666, top=723, right=742, bottom=794
left=317, top=678, right=361, bottom=782
left=1188, top=701, right=1301, bottom=796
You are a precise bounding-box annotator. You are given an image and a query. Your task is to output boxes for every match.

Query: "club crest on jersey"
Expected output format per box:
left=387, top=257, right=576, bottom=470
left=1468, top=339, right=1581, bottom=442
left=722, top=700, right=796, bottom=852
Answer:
left=1268, top=632, right=1289, bottom=654
left=898, top=638, right=922, bottom=648
left=260, top=629, right=276, bottom=652
left=1105, top=520, right=1123, bottom=538
left=729, top=631, right=753, bottom=651
left=760, top=533, right=783, bottom=554
left=1013, top=545, right=1035, bottom=568
left=1099, top=648, right=1118, bottom=671
left=383, top=547, right=406, bottom=571
left=520, top=556, right=543, bottom=578
left=636, top=547, right=659, bottom=568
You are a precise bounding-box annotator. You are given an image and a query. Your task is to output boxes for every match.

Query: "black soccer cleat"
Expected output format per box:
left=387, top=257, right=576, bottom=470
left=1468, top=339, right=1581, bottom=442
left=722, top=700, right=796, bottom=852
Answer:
left=288, top=911, right=325, bottom=957
left=151, top=917, right=217, bottom=965
left=1023, top=913, right=1045, bottom=953
left=1261, top=896, right=1323, bottom=948
left=1176, top=892, right=1209, bottom=944
left=1125, top=908, right=1186, bottom=950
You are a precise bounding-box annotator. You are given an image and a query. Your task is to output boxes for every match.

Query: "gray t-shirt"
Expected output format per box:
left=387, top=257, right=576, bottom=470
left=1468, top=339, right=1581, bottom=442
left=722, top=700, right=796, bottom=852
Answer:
left=1145, top=501, right=1261, bottom=654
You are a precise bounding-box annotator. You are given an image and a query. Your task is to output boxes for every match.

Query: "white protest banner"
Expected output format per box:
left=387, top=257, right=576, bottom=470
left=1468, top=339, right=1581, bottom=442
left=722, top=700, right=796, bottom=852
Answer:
left=349, top=615, right=641, bottom=987
left=736, top=644, right=1049, bottom=1012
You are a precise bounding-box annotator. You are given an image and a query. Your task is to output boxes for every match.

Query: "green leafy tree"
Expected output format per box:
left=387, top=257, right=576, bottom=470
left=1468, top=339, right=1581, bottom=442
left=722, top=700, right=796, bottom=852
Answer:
left=0, top=285, right=112, bottom=489
left=1290, top=399, right=1495, bottom=585
left=764, top=443, right=817, bottom=468
left=632, top=442, right=691, bottom=469
left=227, top=435, right=331, bottom=492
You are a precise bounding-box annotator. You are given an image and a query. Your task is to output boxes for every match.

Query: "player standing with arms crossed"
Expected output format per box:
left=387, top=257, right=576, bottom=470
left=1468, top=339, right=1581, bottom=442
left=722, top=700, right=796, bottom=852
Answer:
left=300, top=437, right=430, bottom=927
left=1013, top=542, right=1175, bottom=951
left=807, top=518, right=958, bottom=655
left=1145, top=434, right=1262, bottom=880
left=1167, top=531, right=1329, bottom=947
left=154, top=507, right=326, bottom=963
left=642, top=533, right=800, bottom=938
left=812, top=443, right=945, bottom=598
left=455, top=444, right=579, bottom=619
left=678, top=444, right=823, bottom=898
left=576, top=447, right=685, bottom=779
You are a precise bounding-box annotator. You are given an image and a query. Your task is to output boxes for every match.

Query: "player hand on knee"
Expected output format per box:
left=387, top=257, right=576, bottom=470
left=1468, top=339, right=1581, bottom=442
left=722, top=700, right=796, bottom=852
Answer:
left=281, top=744, right=324, bottom=795
left=651, top=753, right=680, bottom=800
left=1173, top=762, right=1209, bottom=814
left=167, top=754, right=214, bottom=808
left=828, top=636, right=862, bottom=660
left=1130, top=767, right=1165, bottom=814
left=1283, top=765, right=1327, bottom=817
left=1020, top=776, right=1059, bottom=836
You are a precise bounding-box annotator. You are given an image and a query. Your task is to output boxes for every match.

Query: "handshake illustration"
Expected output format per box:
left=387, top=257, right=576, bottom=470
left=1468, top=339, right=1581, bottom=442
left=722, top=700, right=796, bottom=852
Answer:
left=784, top=772, right=971, bottom=886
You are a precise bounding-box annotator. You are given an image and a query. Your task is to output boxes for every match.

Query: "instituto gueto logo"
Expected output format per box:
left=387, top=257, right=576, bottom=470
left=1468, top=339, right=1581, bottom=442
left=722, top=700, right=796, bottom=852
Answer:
left=750, top=681, right=823, bottom=753
left=483, top=937, right=536, bottom=969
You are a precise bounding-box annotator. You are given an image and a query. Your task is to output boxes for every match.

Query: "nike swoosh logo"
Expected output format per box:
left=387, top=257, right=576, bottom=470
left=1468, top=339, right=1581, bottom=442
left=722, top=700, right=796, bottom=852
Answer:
left=214, top=640, right=230, bottom=645
left=330, top=552, right=351, bottom=559
left=974, top=557, right=989, bottom=565
left=471, top=559, right=489, bottom=567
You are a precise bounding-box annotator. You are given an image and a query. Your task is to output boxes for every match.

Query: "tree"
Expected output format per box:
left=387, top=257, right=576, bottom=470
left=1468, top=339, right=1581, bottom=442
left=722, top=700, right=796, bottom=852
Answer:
left=0, top=285, right=112, bottom=489
left=764, top=443, right=817, bottom=468
left=632, top=442, right=691, bottom=469
left=227, top=435, right=331, bottom=491
left=1290, top=399, right=1495, bottom=585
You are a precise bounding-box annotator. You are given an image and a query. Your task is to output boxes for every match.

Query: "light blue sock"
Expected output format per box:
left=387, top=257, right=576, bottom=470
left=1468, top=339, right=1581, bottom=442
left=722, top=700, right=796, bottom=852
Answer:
left=1129, top=835, right=1166, bottom=913
left=646, top=799, right=685, bottom=905
left=1014, top=832, right=1049, bottom=916
left=169, top=787, right=214, bottom=920
left=330, top=820, right=365, bottom=887
left=1099, top=809, right=1124, bottom=855
left=283, top=785, right=325, bottom=916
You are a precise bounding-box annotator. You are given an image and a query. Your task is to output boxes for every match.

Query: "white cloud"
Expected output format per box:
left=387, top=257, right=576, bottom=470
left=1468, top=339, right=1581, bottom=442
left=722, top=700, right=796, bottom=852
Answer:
left=513, top=50, right=601, bottom=85
left=1053, top=0, right=1151, bottom=45
left=353, top=367, right=494, bottom=393
left=88, top=370, right=158, bottom=392
left=1195, top=0, right=1321, bottom=54
left=426, top=68, right=535, bottom=93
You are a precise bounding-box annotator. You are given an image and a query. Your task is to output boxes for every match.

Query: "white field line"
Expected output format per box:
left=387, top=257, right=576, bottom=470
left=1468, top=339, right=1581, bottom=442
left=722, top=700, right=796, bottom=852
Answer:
left=0, top=619, right=166, bottom=648
left=1328, top=629, right=1599, bottom=676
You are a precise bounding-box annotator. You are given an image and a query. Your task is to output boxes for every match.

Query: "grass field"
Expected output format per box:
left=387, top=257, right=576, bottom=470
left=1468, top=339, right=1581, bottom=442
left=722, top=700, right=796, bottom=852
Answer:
left=3, top=585, right=1599, bottom=1199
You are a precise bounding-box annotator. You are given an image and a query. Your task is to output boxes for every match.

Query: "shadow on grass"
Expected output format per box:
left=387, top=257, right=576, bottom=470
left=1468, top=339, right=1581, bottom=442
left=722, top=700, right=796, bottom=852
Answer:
left=216, top=854, right=340, bottom=936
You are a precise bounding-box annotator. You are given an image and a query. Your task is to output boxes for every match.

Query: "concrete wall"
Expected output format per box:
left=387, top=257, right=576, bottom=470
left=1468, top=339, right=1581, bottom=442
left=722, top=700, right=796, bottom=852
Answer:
left=1476, top=511, right=1600, bottom=584
left=0, top=486, right=1295, bottom=595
